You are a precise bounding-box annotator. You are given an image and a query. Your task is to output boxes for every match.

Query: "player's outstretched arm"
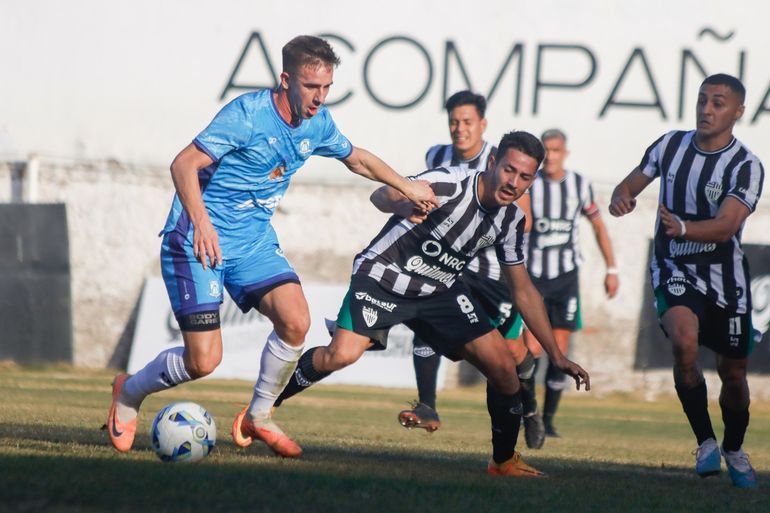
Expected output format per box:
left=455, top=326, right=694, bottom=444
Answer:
left=370, top=182, right=430, bottom=224
left=342, top=146, right=437, bottom=211
left=170, top=143, right=222, bottom=270
left=502, top=264, right=590, bottom=391
left=609, top=167, right=653, bottom=217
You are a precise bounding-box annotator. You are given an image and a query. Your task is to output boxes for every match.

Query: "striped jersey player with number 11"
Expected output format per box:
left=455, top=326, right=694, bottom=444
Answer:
left=271, top=131, right=591, bottom=476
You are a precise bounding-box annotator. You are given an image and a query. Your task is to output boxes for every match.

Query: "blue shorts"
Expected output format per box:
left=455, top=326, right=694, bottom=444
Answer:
left=160, top=222, right=299, bottom=318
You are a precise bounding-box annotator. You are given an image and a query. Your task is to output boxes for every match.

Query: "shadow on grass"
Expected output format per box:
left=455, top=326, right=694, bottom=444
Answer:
left=1, top=423, right=768, bottom=513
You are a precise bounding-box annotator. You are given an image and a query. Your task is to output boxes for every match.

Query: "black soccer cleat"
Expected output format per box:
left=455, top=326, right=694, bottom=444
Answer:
left=398, top=401, right=441, bottom=432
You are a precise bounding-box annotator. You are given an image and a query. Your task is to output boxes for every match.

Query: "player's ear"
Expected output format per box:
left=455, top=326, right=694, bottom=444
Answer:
left=487, top=154, right=496, bottom=171
left=481, top=117, right=488, bottom=133
left=279, top=71, right=291, bottom=90
left=735, top=103, right=745, bottom=122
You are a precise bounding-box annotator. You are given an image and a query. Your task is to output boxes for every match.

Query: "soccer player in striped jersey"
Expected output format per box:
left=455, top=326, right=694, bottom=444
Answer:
left=105, top=35, right=436, bottom=458
left=398, top=91, right=542, bottom=449
left=273, top=131, right=591, bottom=476
left=523, top=129, right=618, bottom=438
left=610, top=74, right=763, bottom=488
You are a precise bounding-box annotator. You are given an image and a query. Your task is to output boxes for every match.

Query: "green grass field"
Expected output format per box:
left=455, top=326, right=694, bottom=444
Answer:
left=1, top=365, right=768, bottom=513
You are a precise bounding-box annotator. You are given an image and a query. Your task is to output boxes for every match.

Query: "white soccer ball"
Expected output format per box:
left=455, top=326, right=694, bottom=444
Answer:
left=150, top=401, right=216, bottom=463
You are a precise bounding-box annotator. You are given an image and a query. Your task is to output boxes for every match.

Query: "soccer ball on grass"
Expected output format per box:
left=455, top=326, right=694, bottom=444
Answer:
left=150, top=401, right=216, bottom=463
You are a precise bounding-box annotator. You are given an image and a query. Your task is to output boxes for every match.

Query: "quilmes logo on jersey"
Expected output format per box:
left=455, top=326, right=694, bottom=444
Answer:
left=299, top=138, right=311, bottom=154
left=355, top=291, right=397, bottom=312
left=705, top=181, right=723, bottom=203
left=362, top=306, right=378, bottom=327
left=666, top=277, right=687, bottom=296
left=668, top=240, right=716, bottom=258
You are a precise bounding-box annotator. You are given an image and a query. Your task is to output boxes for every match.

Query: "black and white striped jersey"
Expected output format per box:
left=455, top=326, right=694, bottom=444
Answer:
left=527, top=169, right=599, bottom=279
left=425, top=141, right=495, bottom=171
left=640, top=130, right=764, bottom=314
left=352, top=168, right=527, bottom=297
left=424, top=141, right=508, bottom=281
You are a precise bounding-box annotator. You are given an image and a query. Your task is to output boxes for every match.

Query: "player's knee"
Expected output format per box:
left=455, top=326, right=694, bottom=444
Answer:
left=185, top=352, right=221, bottom=378
left=487, top=362, right=520, bottom=395
left=274, top=314, right=311, bottom=346
left=718, top=364, right=747, bottom=391
left=323, top=345, right=362, bottom=371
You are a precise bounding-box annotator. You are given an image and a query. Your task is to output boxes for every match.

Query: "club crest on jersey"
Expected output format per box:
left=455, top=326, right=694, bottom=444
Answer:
left=362, top=306, right=378, bottom=327
left=666, top=277, right=687, bottom=297
left=705, top=181, right=723, bottom=203
left=299, top=138, right=311, bottom=154
left=209, top=280, right=221, bottom=298
left=473, top=234, right=495, bottom=252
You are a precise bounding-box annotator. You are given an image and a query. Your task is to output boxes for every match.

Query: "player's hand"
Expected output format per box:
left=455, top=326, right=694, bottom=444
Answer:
left=406, top=206, right=429, bottom=224
left=659, top=204, right=686, bottom=238
left=403, top=179, right=438, bottom=212
left=553, top=357, right=591, bottom=391
left=192, top=216, right=223, bottom=270
left=608, top=191, right=636, bottom=217
left=605, top=273, right=619, bottom=298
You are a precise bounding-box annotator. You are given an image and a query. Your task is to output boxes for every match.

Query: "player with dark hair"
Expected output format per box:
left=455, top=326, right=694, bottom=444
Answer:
left=399, top=90, right=543, bottom=450
left=523, top=128, right=618, bottom=439
left=106, top=35, right=436, bottom=458
left=610, top=73, right=762, bottom=488
left=272, top=131, right=591, bottom=476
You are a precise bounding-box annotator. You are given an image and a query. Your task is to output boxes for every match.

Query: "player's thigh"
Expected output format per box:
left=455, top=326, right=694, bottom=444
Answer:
left=258, top=283, right=310, bottom=339
left=655, top=281, right=702, bottom=362
left=505, top=336, right=528, bottom=364
left=161, top=231, right=225, bottom=322
left=457, top=330, right=519, bottom=393
left=335, top=273, right=413, bottom=351
left=553, top=328, right=571, bottom=354
left=406, top=283, right=494, bottom=361
left=523, top=330, right=544, bottom=358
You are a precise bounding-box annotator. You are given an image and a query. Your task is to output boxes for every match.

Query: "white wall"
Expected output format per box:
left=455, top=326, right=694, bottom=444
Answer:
left=1, top=1, right=769, bottom=183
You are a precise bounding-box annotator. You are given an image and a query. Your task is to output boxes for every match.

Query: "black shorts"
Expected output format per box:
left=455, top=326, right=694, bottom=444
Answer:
left=531, top=270, right=581, bottom=331
left=654, top=277, right=754, bottom=359
left=336, top=273, right=495, bottom=361
left=462, top=271, right=524, bottom=339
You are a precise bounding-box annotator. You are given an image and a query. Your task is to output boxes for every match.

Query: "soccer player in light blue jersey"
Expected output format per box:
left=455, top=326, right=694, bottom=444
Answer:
left=106, top=35, right=437, bottom=457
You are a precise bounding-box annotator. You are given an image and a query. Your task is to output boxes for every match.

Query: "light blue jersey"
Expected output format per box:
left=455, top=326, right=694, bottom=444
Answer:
left=160, top=89, right=353, bottom=318
left=161, top=88, right=352, bottom=253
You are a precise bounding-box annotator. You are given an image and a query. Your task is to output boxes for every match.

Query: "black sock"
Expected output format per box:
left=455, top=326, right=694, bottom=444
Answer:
left=517, top=352, right=537, bottom=416
left=543, top=360, right=565, bottom=426
left=486, top=382, right=523, bottom=464
left=721, top=406, right=749, bottom=452
left=413, top=336, right=440, bottom=410
left=274, top=347, right=330, bottom=407
left=675, top=381, right=716, bottom=445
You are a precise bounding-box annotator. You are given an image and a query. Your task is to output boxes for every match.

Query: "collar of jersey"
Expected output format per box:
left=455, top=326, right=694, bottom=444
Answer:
left=455, top=141, right=489, bottom=164
left=690, top=133, right=737, bottom=155
left=473, top=171, right=499, bottom=214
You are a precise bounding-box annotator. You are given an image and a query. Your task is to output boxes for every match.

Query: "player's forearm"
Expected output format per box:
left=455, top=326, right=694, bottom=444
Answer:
left=678, top=217, right=738, bottom=243
left=592, top=219, right=616, bottom=268
left=347, top=147, right=412, bottom=194
left=170, top=164, right=210, bottom=225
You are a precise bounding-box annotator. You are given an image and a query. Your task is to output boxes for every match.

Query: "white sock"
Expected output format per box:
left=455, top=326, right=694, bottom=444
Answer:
left=248, top=330, right=304, bottom=421
left=119, top=346, right=192, bottom=421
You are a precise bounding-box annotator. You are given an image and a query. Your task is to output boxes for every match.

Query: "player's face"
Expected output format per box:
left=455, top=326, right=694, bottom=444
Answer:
left=542, top=137, right=568, bottom=176
left=448, top=105, right=487, bottom=158
left=486, top=148, right=538, bottom=207
left=696, top=84, right=744, bottom=140
left=282, top=63, right=334, bottom=120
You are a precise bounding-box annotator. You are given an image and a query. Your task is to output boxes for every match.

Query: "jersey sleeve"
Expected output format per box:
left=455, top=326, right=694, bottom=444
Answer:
left=580, top=178, right=600, bottom=219
left=638, top=133, right=668, bottom=179
left=424, top=145, right=442, bottom=168
left=312, top=110, right=354, bottom=159
left=407, top=167, right=464, bottom=207
left=193, top=95, right=254, bottom=162
left=727, top=158, right=765, bottom=212
left=495, top=214, right=527, bottom=266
